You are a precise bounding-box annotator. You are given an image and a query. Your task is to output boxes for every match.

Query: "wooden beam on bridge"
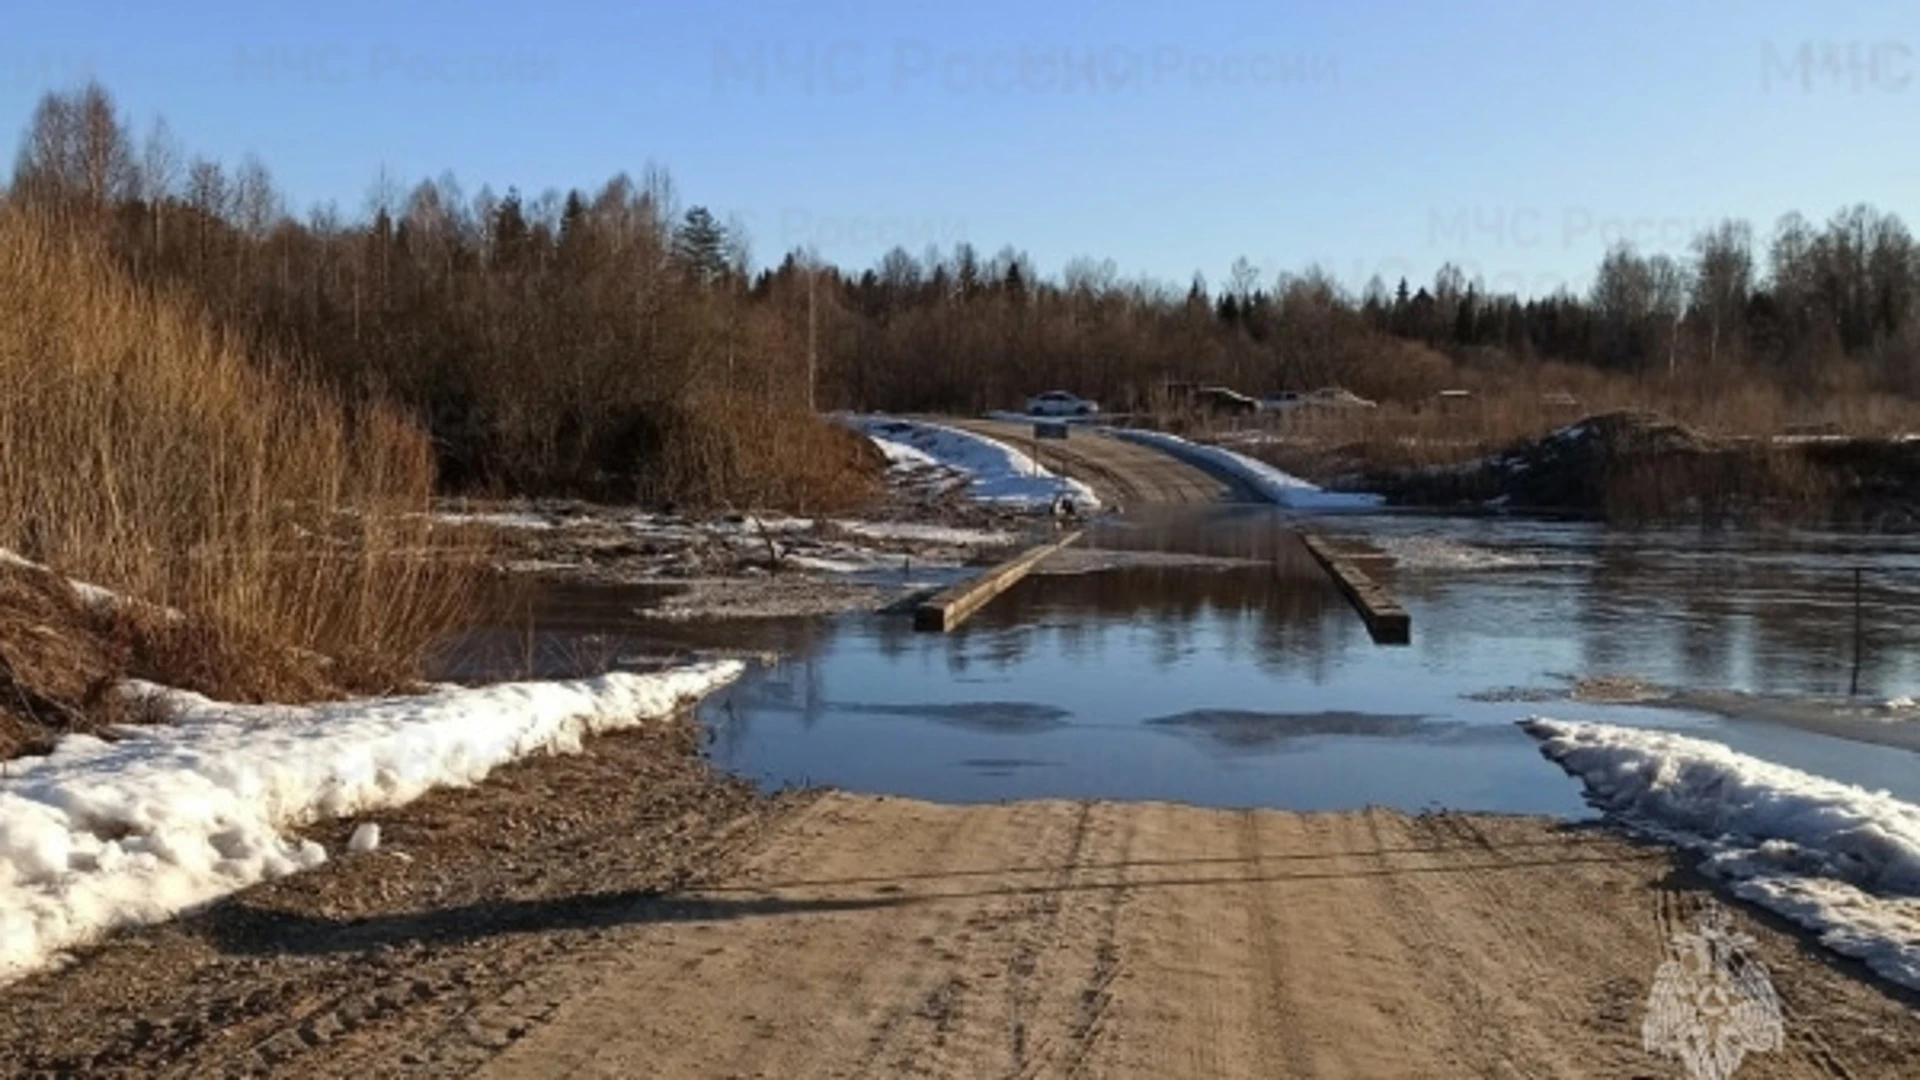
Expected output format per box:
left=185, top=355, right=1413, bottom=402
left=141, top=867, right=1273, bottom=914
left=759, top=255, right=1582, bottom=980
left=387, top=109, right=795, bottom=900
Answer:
left=914, top=531, right=1084, bottom=633
left=1299, top=533, right=1410, bottom=645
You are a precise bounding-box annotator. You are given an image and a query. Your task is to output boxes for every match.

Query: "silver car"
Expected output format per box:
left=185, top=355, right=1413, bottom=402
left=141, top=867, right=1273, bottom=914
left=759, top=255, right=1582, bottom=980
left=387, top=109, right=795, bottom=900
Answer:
left=1025, top=391, right=1099, bottom=417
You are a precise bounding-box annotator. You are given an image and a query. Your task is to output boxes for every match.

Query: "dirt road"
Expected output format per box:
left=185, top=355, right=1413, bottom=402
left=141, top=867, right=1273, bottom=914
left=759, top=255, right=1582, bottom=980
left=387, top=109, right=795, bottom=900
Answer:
left=483, top=797, right=1917, bottom=1080
left=944, top=418, right=1257, bottom=507
left=6, top=732, right=1914, bottom=1078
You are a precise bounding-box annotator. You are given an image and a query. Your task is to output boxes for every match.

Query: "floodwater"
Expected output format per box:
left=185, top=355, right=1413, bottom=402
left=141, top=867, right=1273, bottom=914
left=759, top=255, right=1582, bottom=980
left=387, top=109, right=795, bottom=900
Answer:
left=438, top=507, right=1920, bottom=816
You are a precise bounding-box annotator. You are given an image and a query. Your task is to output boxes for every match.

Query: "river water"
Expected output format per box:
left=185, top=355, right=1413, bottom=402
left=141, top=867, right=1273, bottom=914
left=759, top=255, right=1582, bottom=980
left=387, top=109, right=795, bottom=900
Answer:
left=440, top=508, right=1920, bottom=816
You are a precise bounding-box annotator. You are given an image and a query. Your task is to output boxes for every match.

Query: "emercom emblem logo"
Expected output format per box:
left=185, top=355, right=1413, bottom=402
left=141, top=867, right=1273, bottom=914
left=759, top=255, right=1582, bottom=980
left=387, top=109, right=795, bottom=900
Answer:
left=1643, top=905, right=1785, bottom=1080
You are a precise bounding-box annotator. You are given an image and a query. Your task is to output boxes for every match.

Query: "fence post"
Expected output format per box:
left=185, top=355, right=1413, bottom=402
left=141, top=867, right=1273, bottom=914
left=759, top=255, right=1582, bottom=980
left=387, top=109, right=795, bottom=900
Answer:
left=1851, top=567, right=1864, bottom=696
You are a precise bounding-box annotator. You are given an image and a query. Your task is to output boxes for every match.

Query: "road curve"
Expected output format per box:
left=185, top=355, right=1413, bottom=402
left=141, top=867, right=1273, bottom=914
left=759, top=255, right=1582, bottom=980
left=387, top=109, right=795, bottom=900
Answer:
left=940, top=418, right=1259, bottom=508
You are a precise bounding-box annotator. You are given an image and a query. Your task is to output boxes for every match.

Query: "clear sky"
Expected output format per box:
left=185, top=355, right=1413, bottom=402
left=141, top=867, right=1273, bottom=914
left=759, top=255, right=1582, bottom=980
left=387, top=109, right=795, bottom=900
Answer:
left=5, top=0, right=1916, bottom=296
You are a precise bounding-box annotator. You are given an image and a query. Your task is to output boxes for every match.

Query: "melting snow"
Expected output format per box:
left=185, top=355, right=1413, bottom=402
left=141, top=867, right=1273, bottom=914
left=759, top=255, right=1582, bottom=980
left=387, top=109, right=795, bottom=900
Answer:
left=427, top=510, right=565, bottom=531
left=0, top=549, right=167, bottom=618
left=1523, top=718, right=1920, bottom=989
left=840, top=415, right=1100, bottom=513
left=0, top=662, right=741, bottom=984
left=831, top=520, right=1015, bottom=547
left=1106, top=430, right=1384, bottom=511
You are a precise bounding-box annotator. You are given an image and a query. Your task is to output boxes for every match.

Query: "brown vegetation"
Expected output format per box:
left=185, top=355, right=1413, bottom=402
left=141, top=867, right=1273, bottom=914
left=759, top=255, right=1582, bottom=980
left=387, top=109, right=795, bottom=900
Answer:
left=10, top=82, right=1920, bottom=529
left=11, top=84, right=882, bottom=513
left=1312, top=408, right=1920, bottom=525
left=1180, top=346, right=1920, bottom=523
left=16, top=83, right=1920, bottom=513
left=0, top=202, right=481, bottom=747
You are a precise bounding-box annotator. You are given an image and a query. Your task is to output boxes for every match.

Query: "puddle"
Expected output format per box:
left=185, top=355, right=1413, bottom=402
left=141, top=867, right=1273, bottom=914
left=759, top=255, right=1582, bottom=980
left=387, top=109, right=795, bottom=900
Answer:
left=441, top=508, right=1920, bottom=816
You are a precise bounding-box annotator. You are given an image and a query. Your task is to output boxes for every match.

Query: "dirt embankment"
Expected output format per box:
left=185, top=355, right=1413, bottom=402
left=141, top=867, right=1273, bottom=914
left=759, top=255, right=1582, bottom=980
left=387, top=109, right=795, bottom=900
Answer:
left=0, top=558, right=352, bottom=760
left=1361, top=411, right=1920, bottom=525
left=3, top=729, right=1915, bottom=1078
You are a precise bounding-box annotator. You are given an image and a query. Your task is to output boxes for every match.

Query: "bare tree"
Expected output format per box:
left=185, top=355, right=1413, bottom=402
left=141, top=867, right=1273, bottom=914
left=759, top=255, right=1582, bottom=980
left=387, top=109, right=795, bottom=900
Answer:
left=11, top=82, right=137, bottom=211
left=1690, top=220, right=1753, bottom=371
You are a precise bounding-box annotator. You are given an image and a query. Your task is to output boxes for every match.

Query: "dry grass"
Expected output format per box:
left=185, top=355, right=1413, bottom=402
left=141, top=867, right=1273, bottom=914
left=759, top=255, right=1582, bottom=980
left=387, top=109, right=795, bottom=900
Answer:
left=1200, top=359, right=1920, bottom=477
left=639, top=391, right=885, bottom=514
left=0, top=205, right=481, bottom=716
left=1170, top=350, right=1920, bottom=523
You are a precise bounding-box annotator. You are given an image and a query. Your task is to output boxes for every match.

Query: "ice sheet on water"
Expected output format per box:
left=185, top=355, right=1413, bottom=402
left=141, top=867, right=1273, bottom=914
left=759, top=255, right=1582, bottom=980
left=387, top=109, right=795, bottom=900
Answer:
left=1370, top=536, right=1539, bottom=571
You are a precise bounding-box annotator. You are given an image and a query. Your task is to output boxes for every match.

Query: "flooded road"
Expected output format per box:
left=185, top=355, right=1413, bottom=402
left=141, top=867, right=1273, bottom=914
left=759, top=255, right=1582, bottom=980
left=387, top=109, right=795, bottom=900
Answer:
left=440, top=508, right=1920, bottom=816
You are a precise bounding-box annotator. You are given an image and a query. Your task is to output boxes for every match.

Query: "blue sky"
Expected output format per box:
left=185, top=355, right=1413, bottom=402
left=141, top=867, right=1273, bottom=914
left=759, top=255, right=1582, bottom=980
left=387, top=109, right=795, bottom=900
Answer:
left=5, top=0, right=1916, bottom=295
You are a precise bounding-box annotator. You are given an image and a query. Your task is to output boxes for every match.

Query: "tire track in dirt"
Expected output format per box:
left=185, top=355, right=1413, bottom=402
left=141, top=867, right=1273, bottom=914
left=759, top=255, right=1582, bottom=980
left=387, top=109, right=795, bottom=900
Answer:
left=1000, top=802, right=1139, bottom=1080
left=1002, top=802, right=1092, bottom=1075
left=853, top=800, right=1079, bottom=1080
left=1056, top=806, right=1137, bottom=1080
left=8, top=789, right=1920, bottom=1078
left=1234, top=811, right=1316, bottom=1078
left=1359, top=810, right=1579, bottom=1077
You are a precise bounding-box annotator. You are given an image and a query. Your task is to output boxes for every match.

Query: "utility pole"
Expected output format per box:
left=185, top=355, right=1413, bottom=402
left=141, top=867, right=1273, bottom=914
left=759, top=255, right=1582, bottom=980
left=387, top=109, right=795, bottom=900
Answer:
left=807, top=268, right=818, bottom=414
left=806, top=270, right=814, bottom=413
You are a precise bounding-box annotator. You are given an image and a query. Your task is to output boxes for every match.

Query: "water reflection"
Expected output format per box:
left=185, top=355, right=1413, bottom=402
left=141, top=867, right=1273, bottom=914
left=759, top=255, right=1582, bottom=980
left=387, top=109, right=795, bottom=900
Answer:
left=439, top=513, right=1920, bottom=815
left=1143, top=709, right=1447, bottom=751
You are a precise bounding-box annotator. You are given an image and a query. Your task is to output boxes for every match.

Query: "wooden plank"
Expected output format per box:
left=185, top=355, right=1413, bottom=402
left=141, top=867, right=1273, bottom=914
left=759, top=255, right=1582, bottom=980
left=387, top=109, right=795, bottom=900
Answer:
left=914, top=531, right=1084, bottom=633
left=1299, top=533, right=1411, bottom=645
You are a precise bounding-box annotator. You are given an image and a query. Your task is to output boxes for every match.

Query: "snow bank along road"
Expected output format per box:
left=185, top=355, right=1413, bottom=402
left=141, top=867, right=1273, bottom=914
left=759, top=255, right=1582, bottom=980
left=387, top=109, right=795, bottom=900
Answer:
left=941, top=418, right=1263, bottom=506
left=9, top=771, right=1915, bottom=1076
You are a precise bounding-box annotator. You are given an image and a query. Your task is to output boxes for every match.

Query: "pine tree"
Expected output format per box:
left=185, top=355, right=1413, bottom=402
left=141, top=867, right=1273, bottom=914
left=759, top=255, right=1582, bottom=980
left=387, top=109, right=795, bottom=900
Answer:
left=1003, top=259, right=1027, bottom=303
left=491, top=187, right=531, bottom=270
left=953, top=243, right=981, bottom=301
left=672, top=205, right=730, bottom=285
left=1454, top=284, right=1479, bottom=344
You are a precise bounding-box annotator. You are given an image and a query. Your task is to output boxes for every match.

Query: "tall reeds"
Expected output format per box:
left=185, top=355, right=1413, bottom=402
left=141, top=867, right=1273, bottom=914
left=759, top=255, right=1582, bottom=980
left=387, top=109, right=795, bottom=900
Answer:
left=0, top=205, right=477, bottom=697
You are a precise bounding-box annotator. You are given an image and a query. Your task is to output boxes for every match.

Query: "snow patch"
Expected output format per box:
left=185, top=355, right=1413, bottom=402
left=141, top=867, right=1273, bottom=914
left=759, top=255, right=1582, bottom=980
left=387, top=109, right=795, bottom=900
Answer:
left=0, top=662, right=741, bottom=984
left=1523, top=718, right=1920, bottom=990
left=871, top=438, right=942, bottom=469
left=831, top=520, right=1015, bottom=546
left=0, top=549, right=172, bottom=619
left=840, top=415, right=1100, bottom=513
left=783, top=554, right=872, bottom=575
left=428, top=511, right=563, bottom=531
left=1106, top=429, right=1384, bottom=511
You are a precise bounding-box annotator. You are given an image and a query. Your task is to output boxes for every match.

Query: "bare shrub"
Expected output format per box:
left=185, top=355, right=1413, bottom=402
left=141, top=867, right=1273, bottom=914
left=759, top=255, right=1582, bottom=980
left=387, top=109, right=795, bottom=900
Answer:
left=0, top=205, right=481, bottom=704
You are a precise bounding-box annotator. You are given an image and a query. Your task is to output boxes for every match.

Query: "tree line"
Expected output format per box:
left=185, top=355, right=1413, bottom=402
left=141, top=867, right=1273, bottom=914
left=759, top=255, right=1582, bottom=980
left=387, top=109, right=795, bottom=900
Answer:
left=10, top=83, right=1920, bottom=502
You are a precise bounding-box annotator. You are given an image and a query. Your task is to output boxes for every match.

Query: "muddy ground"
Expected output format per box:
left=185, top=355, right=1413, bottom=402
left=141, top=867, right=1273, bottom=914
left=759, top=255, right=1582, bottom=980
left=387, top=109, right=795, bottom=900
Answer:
left=3, top=717, right=1914, bottom=1078
left=434, top=499, right=1042, bottom=621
